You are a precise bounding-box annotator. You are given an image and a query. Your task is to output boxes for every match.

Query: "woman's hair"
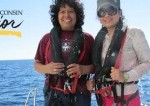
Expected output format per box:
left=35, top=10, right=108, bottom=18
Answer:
left=50, top=0, right=84, bottom=29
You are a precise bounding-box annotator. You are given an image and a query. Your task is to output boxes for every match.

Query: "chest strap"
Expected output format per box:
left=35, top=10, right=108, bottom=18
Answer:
left=112, top=81, right=139, bottom=106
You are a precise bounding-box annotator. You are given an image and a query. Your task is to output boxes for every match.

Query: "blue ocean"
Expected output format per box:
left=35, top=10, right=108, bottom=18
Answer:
left=0, top=59, right=150, bottom=106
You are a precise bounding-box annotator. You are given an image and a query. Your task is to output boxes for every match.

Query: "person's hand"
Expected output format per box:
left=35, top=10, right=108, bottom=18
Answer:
left=45, top=62, right=64, bottom=74
left=110, top=67, right=124, bottom=82
left=66, top=63, right=82, bottom=78
left=86, top=79, right=95, bottom=91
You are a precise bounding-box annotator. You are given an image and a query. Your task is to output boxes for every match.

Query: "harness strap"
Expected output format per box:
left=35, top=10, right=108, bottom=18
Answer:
left=114, top=90, right=139, bottom=106
left=115, top=81, right=138, bottom=85
left=92, top=28, right=127, bottom=97
left=48, top=74, right=79, bottom=94
left=45, top=28, right=85, bottom=94
left=113, top=82, right=138, bottom=106
left=120, top=83, right=125, bottom=106
left=91, top=81, right=115, bottom=96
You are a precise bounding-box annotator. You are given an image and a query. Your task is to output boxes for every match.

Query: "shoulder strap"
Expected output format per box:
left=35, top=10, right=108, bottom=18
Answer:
left=115, top=28, right=127, bottom=68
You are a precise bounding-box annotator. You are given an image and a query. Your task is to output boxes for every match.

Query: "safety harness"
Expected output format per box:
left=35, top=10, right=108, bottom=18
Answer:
left=45, top=27, right=84, bottom=94
left=92, top=19, right=138, bottom=106
left=44, top=27, right=86, bottom=106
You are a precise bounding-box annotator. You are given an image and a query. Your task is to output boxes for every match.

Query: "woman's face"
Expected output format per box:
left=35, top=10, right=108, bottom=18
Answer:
left=58, top=4, right=77, bottom=31
left=98, top=6, right=121, bottom=29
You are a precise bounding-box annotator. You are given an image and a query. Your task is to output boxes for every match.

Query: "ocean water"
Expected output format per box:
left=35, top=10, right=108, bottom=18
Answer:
left=0, top=59, right=150, bottom=106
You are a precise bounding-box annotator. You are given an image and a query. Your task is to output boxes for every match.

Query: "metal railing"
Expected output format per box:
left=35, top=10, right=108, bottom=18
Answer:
left=24, top=88, right=37, bottom=106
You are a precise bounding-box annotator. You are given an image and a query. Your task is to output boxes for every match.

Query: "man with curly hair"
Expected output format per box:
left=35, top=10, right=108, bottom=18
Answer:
left=34, top=0, right=94, bottom=106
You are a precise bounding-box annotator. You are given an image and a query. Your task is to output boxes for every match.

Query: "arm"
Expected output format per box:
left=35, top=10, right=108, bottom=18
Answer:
left=111, top=29, right=150, bottom=82
left=34, top=34, right=64, bottom=75
left=126, top=29, right=150, bottom=81
left=34, top=60, right=64, bottom=75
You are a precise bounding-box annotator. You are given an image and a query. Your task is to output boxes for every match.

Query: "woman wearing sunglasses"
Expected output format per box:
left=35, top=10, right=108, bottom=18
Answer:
left=87, top=0, right=150, bottom=106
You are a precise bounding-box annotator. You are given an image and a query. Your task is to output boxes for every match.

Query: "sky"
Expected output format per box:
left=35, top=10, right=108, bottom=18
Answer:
left=0, top=0, right=150, bottom=60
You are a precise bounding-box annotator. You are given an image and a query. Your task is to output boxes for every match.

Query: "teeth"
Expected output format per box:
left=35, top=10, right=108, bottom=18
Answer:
left=64, top=19, right=71, bottom=22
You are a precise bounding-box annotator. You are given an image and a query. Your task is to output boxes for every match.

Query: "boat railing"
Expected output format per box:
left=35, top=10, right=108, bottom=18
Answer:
left=24, top=88, right=37, bottom=106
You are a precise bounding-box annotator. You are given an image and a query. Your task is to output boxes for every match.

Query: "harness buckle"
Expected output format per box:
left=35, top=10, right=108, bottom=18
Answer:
left=64, top=80, right=71, bottom=91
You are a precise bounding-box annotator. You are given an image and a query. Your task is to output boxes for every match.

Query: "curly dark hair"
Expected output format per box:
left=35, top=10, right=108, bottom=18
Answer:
left=50, top=0, right=84, bottom=29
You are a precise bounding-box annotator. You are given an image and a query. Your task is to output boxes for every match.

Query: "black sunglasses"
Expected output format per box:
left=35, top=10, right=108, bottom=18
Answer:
left=98, top=6, right=118, bottom=17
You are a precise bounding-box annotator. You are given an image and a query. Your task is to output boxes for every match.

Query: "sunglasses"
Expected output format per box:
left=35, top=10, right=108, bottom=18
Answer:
left=98, top=6, right=118, bottom=17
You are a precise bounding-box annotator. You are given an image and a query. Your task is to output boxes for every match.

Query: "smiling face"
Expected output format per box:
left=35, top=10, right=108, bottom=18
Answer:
left=58, top=4, right=77, bottom=31
left=99, top=6, right=121, bottom=30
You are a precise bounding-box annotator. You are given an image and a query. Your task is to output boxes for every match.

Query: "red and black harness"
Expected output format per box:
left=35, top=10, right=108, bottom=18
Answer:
left=45, top=27, right=92, bottom=104
left=92, top=19, right=138, bottom=106
left=44, top=27, right=87, bottom=105
left=47, top=27, right=84, bottom=94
